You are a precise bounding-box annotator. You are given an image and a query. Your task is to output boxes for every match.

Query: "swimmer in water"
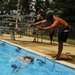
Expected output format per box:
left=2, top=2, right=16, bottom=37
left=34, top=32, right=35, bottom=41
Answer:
left=11, top=54, right=34, bottom=73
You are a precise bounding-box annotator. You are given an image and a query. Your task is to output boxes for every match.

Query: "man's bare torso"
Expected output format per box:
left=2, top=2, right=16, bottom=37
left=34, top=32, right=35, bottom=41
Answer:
left=54, top=16, right=69, bottom=30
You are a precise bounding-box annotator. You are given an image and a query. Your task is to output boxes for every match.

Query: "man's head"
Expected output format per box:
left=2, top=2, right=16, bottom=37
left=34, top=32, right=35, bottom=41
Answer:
left=45, top=12, right=53, bottom=20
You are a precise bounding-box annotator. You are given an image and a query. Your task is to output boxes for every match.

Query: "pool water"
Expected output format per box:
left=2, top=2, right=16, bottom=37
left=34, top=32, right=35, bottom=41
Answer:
left=0, top=40, right=75, bottom=75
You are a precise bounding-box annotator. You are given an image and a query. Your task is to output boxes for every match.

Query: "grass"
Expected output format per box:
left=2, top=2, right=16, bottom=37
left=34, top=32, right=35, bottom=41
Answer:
left=43, top=35, right=75, bottom=45
left=25, top=33, right=75, bottom=45
left=67, top=39, right=75, bottom=45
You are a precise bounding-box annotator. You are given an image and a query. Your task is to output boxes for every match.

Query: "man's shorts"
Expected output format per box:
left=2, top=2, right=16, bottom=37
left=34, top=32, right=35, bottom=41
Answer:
left=58, top=27, right=70, bottom=42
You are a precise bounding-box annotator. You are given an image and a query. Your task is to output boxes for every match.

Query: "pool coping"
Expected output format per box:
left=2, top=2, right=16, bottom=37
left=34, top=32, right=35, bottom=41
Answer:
left=1, top=39, right=75, bottom=69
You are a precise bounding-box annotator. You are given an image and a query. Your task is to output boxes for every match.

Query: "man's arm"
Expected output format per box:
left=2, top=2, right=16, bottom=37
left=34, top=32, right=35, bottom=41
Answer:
left=37, top=20, right=58, bottom=30
left=26, top=19, right=47, bottom=27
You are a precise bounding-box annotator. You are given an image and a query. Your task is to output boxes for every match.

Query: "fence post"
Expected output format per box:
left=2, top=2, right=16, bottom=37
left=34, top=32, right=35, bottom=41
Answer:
left=10, top=30, right=15, bottom=40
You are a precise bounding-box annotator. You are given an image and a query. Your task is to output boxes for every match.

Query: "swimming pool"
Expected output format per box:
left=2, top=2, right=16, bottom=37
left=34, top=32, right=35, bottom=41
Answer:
left=0, top=40, right=75, bottom=75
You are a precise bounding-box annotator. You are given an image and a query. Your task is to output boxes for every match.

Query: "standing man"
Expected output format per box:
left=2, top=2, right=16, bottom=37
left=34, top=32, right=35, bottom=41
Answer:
left=27, top=12, right=71, bottom=60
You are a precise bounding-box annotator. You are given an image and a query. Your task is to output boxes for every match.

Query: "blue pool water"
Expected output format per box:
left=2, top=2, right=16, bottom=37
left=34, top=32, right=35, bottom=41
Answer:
left=0, top=40, right=75, bottom=75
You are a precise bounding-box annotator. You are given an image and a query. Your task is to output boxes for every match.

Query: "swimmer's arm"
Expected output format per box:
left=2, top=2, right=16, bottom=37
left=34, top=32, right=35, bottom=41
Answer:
left=24, top=56, right=33, bottom=59
left=15, top=67, right=21, bottom=73
left=12, top=68, right=16, bottom=73
left=20, top=54, right=33, bottom=59
left=15, top=64, right=22, bottom=73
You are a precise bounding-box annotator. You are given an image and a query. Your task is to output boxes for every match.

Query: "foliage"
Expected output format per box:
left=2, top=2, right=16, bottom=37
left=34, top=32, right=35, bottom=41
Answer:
left=35, top=0, right=51, bottom=19
left=0, top=0, right=17, bottom=14
left=0, top=0, right=75, bottom=22
left=51, top=0, right=75, bottom=22
left=20, top=0, right=30, bottom=15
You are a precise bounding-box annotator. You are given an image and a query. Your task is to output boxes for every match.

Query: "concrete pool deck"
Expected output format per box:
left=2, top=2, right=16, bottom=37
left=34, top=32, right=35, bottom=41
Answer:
left=0, top=34, right=75, bottom=65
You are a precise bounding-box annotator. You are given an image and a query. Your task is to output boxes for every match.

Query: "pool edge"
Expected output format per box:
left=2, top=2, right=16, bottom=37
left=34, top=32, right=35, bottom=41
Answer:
left=1, top=39, right=75, bottom=69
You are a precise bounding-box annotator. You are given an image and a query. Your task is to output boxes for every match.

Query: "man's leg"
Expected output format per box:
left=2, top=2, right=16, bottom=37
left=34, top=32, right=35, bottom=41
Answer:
left=57, top=41, right=63, bottom=59
left=57, top=29, right=69, bottom=59
left=52, top=41, right=63, bottom=60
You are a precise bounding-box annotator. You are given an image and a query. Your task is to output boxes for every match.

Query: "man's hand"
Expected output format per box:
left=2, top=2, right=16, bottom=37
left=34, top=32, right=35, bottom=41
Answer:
left=37, top=26, right=42, bottom=30
left=26, top=24, right=32, bottom=28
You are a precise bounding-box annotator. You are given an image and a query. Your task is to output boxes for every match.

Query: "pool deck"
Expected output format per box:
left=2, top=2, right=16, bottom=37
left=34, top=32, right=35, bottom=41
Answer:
left=0, top=34, right=75, bottom=68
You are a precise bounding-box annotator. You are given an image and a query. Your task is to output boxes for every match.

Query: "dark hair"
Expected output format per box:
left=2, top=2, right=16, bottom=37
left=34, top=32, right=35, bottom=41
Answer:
left=45, top=12, right=53, bottom=20
left=11, top=64, right=17, bottom=68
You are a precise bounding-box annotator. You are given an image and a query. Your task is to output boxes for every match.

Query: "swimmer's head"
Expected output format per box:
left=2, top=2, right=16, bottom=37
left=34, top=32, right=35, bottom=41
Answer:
left=11, top=64, right=17, bottom=68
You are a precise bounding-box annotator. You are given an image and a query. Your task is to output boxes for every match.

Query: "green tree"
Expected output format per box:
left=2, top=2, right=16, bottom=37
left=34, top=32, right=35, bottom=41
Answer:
left=0, top=0, right=31, bottom=15
left=0, top=0, right=17, bottom=15
left=35, top=0, right=51, bottom=19
left=51, top=0, right=75, bottom=22
left=20, top=0, right=30, bottom=15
